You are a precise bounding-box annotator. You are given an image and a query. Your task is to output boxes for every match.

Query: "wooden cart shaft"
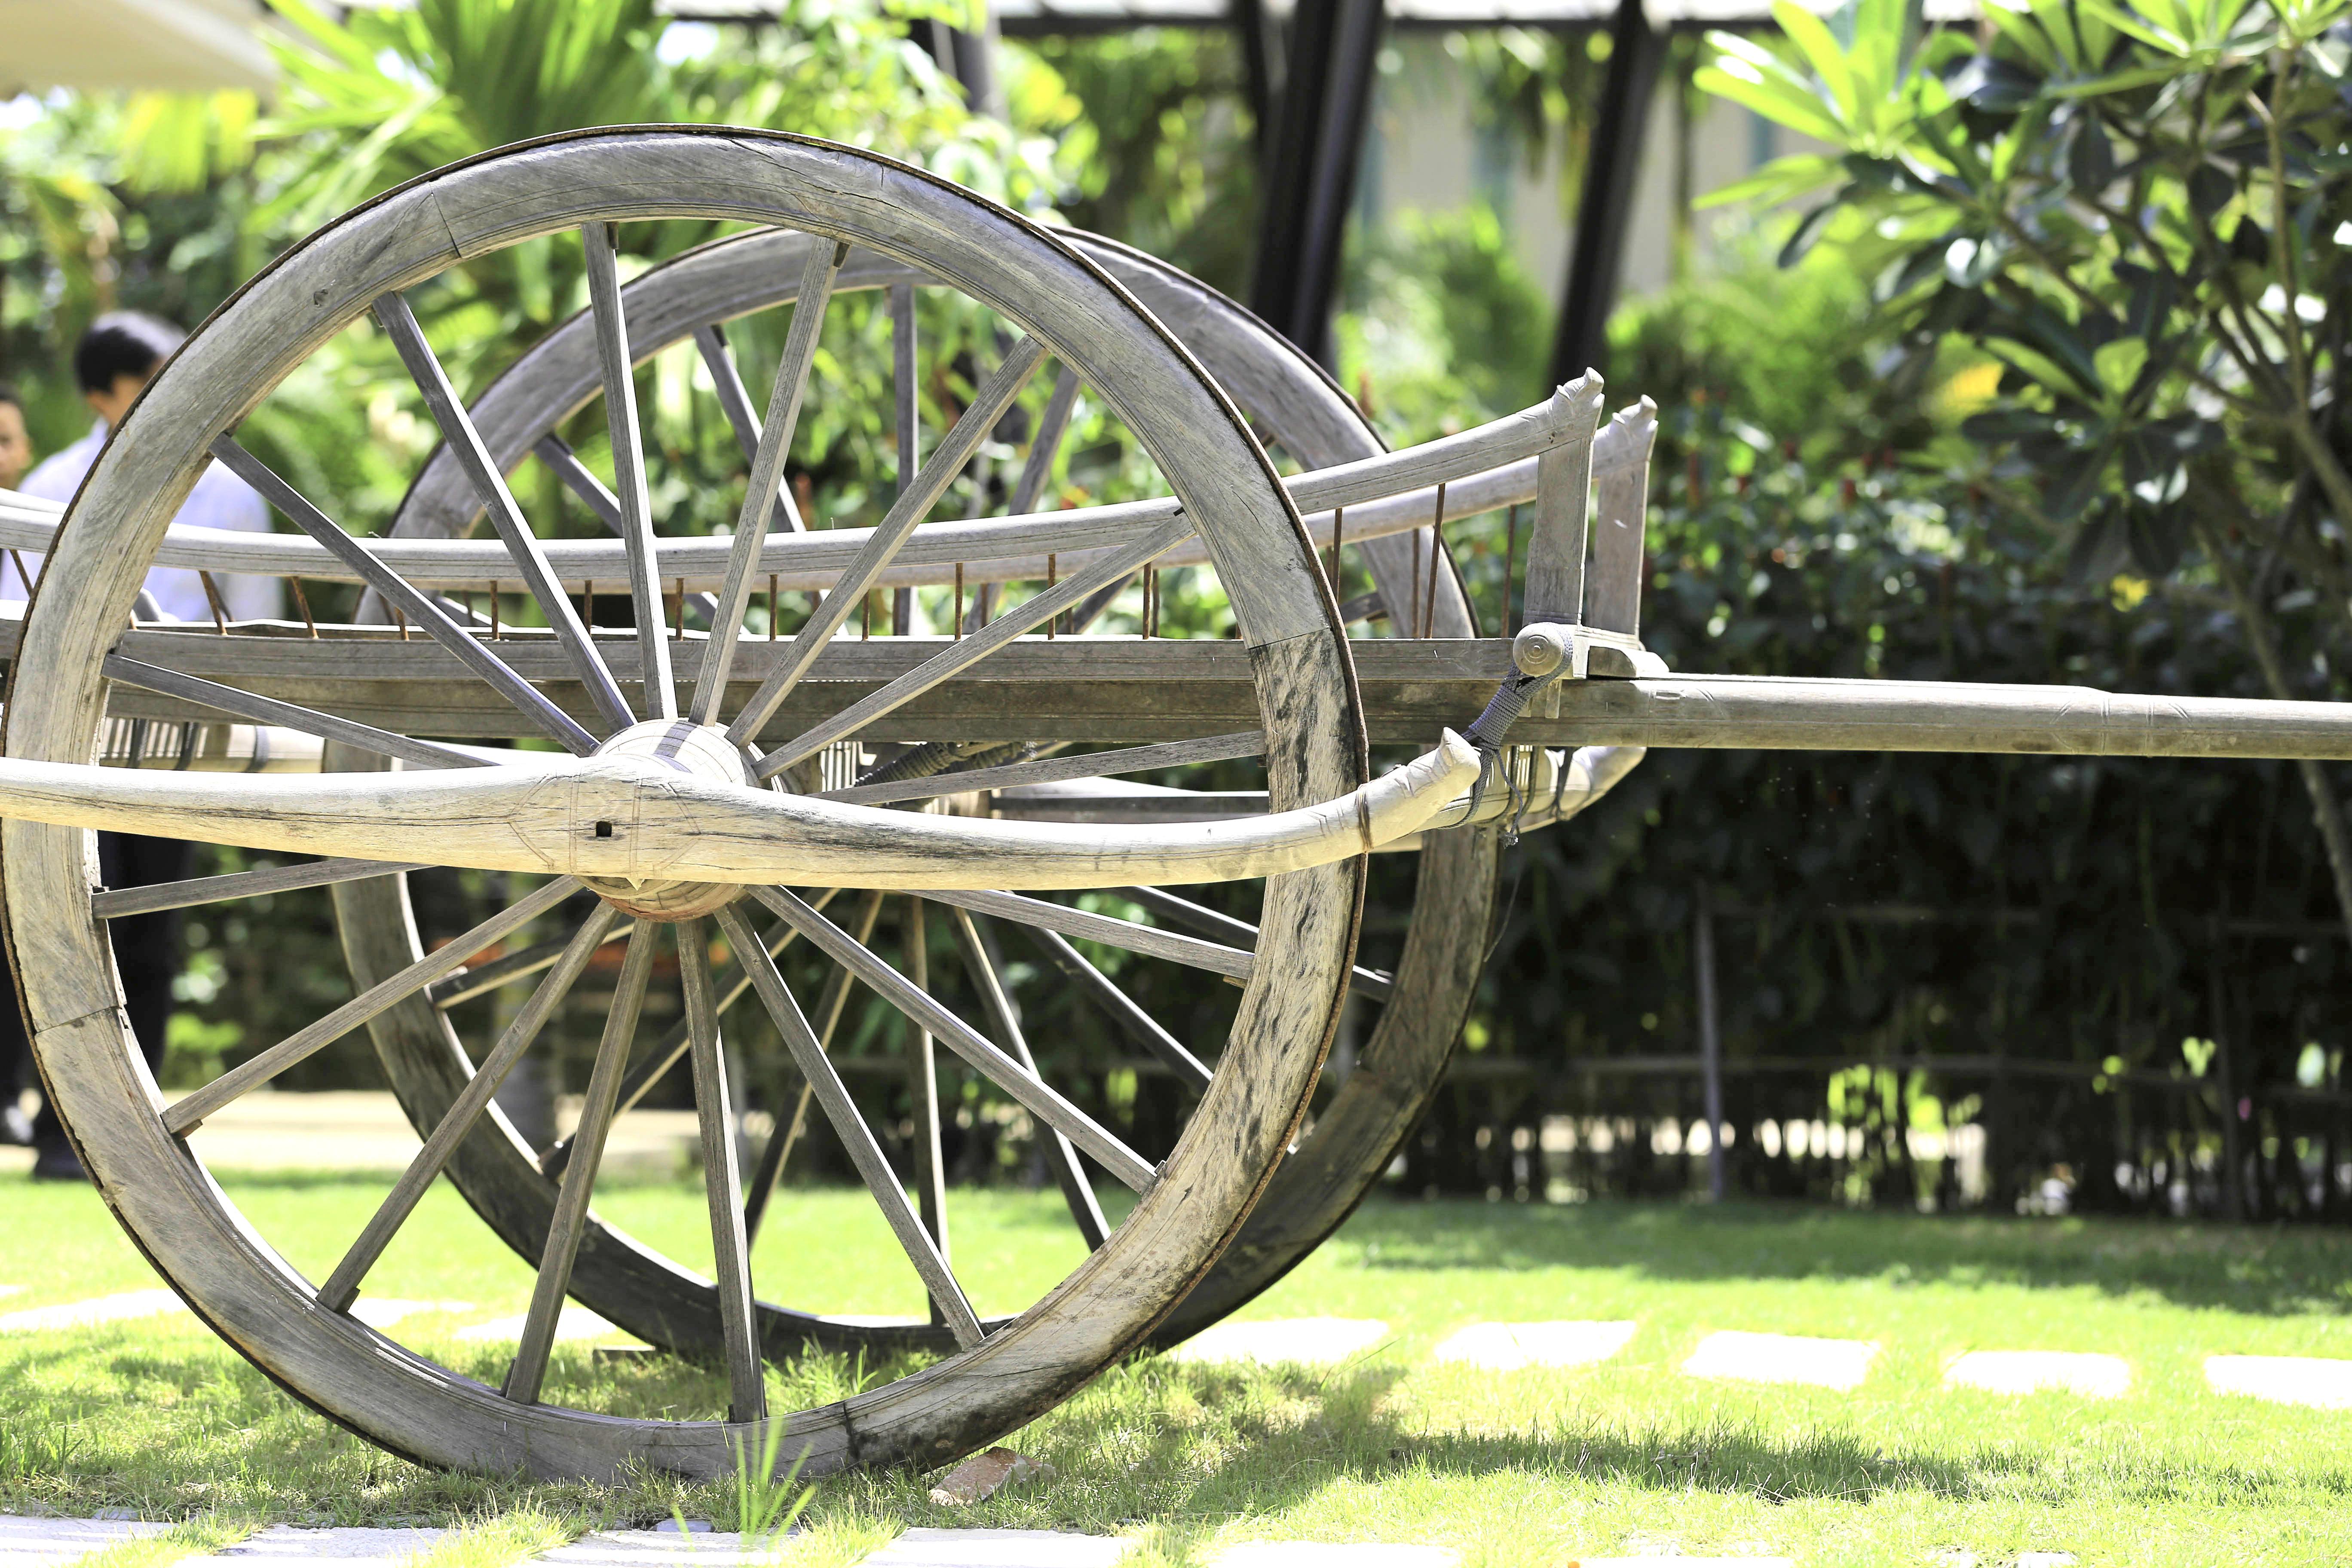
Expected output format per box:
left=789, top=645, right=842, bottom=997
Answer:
left=46, top=625, right=2352, bottom=760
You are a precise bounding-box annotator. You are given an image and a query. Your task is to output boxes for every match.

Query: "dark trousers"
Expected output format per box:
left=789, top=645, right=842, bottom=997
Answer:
left=0, top=833, right=189, bottom=1148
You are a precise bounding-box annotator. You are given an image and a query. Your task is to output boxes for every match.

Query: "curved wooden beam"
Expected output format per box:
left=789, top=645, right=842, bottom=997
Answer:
left=0, top=395, right=1573, bottom=592
left=0, top=731, right=1479, bottom=890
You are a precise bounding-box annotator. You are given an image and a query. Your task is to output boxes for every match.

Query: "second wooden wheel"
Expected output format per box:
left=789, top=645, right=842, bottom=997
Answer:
left=335, top=223, right=1519, bottom=1362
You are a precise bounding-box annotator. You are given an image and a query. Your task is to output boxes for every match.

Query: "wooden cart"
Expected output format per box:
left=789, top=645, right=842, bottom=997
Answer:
left=1, top=129, right=2346, bottom=1482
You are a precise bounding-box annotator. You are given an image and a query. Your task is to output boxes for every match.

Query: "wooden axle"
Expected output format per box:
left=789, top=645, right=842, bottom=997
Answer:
left=0, top=727, right=1479, bottom=891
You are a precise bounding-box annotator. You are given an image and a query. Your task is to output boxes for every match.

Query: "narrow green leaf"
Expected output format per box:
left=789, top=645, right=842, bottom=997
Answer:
left=1695, top=59, right=1855, bottom=144
left=1695, top=151, right=1847, bottom=207
left=1773, top=0, right=1865, bottom=124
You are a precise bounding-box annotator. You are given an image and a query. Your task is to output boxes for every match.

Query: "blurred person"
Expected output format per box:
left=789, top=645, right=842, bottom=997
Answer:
left=10, top=312, right=280, bottom=619
left=0, top=385, right=29, bottom=491
left=2, top=315, right=282, bottom=1180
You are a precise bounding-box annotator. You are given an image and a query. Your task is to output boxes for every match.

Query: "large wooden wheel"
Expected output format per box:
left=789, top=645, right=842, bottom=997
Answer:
left=0, top=129, right=1476, bottom=1479
left=336, top=223, right=1505, bottom=1361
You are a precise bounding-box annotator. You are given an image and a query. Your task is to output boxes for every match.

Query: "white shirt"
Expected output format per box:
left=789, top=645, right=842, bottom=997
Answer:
left=12, top=420, right=283, bottom=624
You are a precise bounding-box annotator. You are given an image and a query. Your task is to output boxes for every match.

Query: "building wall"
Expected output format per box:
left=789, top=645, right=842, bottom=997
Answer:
left=1358, top=32, right=1795, bottom=310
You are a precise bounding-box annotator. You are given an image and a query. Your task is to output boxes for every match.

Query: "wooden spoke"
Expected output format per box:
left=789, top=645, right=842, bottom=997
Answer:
left=208, top=437, right=599, bottom=756
left=946, top=906, right=1107, bottom=1249
left=689, top=241, right=845, bottom=725
left=714, top=903, right=984, bottom=1348
left=692, top=325, right=763, bottom=466
left=680, top=918, right=766, bottom=1421
left=505, top=919, right=658, bottom=1406
left=532, top=436, right=719, bottom=625
left=1122, top=885, right=1394, bottom=1003
left=690, top=326, right=804, bottom=534
left=163, top=876, right=579, bottom=1136
left=1006, top=366, right=1081, bottom=518
left=743, top=887, right=882, bottom=1241
left=1016, top=923, right=1212, bottom=1094
left=1067, top=573, right=1132, bottom=637
left=102, top=654, right=490, bottom=773
left=822, top=732, right=1265, bottom=808
left=905, top=898, right=947, bottom=1283
left=1020, top=983, right=1189, bottom=1115
left=919, top=887, right=1249, bottom=989
left=431, top=916, right=627, bottom=1011
left=753, top=511, right=1195, bottom=780
left=580, top=222, right=675, bottom=721
left=323, top=907, right=623, bottom=1312
left=532, top=434, right=621, bottom=530
left=372, top=290, right=634, bottom=734
left=536, top=888, right=843, bottom=1179
left=723, top=334, right=1048, bottom=747
left=94, top=854, right=430, bottom=921
left=748, top=884, right=1157, bottom=1192
left=1117, top=884, right=1257, bottom=946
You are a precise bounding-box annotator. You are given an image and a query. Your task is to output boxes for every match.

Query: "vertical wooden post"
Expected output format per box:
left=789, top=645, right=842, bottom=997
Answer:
left=1521, top=375, right=1606, bottom=632
left=1695, top=880, right=1725, bottom=1203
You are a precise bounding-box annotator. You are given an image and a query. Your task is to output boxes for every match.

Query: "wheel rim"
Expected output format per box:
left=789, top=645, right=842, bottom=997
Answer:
left=1, top=128, right=1365, bottom=1478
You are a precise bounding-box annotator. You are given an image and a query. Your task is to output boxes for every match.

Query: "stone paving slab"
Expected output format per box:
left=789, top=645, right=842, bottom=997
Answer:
left=1430, top=1320, right=1636, bottom=1372
left=0, top=1515, right=170, bottom=1567
left=1681, top=1331, right=1878, bottom=1390
left=539, top=1530, right=783, bottom=1567
left=2204, top=1354, right=2352, bottom=1409
left=176, top=1091, right=695, bottom=1178
left=1204, top=1545, right=1456, bottom=1566
left=1945, top=1351, right=2130, bottom=1399
left=178, top=1525, right=445, bottom=1568
left=860, top=1528, right=1133, bottom=1566
left=455, top=1306, right=625, bottom=1345
left=1167, top=1318, right=1390, bottom=1369
left=0, top=1290, right=189, bottom=1334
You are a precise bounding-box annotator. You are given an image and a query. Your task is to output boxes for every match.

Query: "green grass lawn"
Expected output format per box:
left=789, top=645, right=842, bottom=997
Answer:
left=1, top=1172, right=2347, bottom=1566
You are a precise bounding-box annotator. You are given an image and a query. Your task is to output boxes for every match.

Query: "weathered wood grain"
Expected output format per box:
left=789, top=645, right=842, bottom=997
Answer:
left=678, top=917, right=769, bottom=1420
left=1585, top=399, right=1657, bottom=638
left=687, top=237, right=842, bottom=723
left=579, top=221, right=676, bottom=720
left=1523, top=374, right=1605, bottom=627
left=503, top=920, right=657, bottom=1406
left=92, top=854, right=429, bottom=920
left=0, top=407, right=1556, bottom=594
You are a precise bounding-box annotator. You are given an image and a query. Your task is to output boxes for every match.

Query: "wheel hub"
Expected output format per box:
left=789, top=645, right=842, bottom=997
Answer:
left=581, top=718, right=756, bottom=920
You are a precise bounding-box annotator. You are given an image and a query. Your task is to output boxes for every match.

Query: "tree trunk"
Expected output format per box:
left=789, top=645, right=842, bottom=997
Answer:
left=2196, top=516, right=2352, bottom=956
